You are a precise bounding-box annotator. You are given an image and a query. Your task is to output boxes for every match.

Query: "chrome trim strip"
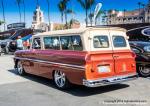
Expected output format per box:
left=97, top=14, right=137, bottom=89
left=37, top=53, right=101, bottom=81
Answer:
left=83, top=73, right=138, bottom=87
left=14, top=57, right=85, bottom=70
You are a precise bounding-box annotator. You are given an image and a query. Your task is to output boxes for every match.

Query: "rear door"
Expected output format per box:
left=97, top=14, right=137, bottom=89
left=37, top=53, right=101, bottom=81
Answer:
left=110, top=31, right=136, bottom=75
left=87, top=30, right=115, bottom=80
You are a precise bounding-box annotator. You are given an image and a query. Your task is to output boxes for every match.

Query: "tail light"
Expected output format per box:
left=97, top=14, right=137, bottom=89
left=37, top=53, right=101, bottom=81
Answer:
left=131, top=52, right=136, bottom=58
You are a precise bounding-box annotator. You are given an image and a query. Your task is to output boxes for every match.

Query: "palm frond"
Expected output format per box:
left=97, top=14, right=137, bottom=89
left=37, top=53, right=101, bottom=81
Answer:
left=77, top=0, right=86, bottom=9
left=66, top=9, right=75, bottom=14
left=0, top=20, right=5, bottom=26
left=87, top=0, right=95, bottom=9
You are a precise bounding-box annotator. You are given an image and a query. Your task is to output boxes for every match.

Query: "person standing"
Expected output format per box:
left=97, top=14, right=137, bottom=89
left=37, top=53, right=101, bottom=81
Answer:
left=16, top=36, right=24, bottom=50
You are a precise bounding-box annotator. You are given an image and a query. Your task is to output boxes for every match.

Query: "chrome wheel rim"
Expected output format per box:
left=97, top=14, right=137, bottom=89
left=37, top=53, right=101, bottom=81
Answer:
left=54, top=70, right=66, bottom=88
left=17, top=62, right=23, bottom=75
left=139, top=66, right=150, bottom=76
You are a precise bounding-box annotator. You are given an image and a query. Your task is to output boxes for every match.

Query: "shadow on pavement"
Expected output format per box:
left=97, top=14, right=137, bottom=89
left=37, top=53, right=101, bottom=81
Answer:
left=8, top=69, right=130, bottom=97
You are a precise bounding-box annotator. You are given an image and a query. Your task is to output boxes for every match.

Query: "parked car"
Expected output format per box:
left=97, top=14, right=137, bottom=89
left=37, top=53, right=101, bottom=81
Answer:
left=0, top=28, right=33, bottom=54
left=0, top=39, right=17, bottom=54
left=129, top=41, right=150, bottom=77
left=14, top=27, right=137, bottom=89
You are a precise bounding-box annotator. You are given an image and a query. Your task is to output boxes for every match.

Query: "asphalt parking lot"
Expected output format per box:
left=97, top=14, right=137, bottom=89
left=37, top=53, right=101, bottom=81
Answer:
left=0, top=55, right=150, bottom=106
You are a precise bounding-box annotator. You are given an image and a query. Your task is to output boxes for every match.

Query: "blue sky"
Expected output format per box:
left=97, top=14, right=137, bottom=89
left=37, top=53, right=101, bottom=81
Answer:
left=0, top=0, right=149, bottom=29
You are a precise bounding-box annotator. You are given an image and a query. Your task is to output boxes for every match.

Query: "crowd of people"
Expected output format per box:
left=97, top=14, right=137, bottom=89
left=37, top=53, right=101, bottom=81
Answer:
left=16, top=36, right=31, bottom=50
left=0, top=36, right=31, bottom=55
left=6, top=36, right=31, bottom=53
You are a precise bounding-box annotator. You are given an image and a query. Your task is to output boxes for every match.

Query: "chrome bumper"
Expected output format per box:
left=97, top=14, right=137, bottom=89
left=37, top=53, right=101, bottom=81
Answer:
left=83, top=73, right=138, bottom=87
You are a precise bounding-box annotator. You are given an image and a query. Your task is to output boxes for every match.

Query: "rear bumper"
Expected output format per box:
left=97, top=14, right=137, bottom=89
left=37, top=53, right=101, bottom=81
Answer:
left=83, top=73, right=138, bottom=87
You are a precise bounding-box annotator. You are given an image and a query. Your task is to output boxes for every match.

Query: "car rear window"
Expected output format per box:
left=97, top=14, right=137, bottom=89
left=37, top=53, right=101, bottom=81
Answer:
left=93, top=36, right=109, bottom=48
left=113, top=36, right=127, bottom=47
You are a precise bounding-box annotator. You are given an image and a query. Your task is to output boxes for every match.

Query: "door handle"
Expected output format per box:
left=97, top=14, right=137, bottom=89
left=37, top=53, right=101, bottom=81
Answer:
left=113, top=55, right=119, bottom=58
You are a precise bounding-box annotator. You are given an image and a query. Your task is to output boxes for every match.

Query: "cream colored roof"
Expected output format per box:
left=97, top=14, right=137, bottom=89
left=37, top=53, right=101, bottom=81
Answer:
left=34, top=27, right=126, bottom=37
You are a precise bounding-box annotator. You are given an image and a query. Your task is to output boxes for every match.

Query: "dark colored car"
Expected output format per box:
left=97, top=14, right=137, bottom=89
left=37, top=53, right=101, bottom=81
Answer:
left=0, top=39, right=17, bottom=54
left=129, top=41, right=150, bottom=77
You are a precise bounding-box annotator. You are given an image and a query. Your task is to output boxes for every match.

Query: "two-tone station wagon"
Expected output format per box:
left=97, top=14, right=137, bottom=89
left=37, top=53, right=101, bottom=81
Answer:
left=14, top=27, right=137, bottom=89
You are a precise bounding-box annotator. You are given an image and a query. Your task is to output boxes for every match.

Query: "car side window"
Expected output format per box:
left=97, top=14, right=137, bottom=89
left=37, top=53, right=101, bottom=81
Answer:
left=113, top=36, right=127, bottom=47
left=44, top=37, right=52, bottom=49
left=44, top=35, right=83, bottom=51
left=32, top=38, right=41, bottom=49
left=71, top=35, right=83, bottom=51
left=44, top=37, right=60, bottom=50
left=60, top=36, right=73, bottom=50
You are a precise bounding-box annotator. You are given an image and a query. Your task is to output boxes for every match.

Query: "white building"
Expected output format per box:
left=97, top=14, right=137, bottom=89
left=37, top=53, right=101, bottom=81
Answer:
left=106, top=0, right=150, bottom=25
left=31, top=6, right=49, bottom=32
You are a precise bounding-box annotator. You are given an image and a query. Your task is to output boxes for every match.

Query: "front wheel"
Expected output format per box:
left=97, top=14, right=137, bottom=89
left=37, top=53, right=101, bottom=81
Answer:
left=138, top=65, right=150, bottom=77
left=53, top=70, right=70, bottom=89
left=16, top=61, right=26, bottom=76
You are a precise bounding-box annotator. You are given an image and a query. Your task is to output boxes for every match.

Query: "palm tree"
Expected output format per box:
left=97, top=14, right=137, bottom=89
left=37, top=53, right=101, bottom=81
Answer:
left=58, top=1, right=65, bottom=23
left=88, top=0, right=95, bottom=16
left=88, top=12, right=94, bottom=26
left=16, top=0, right=22, bottom=22
left=58, top=0, right=71, bottom=28
left=138, top=2, right=141, bottom=14
left=36, top=0, right=39, bottom=6
left=63, top=0, right=70, bottom=26
left=77, top=0, right=88, bottom=26
left=46, top=0, right=51, bottom=30
left=1, top=0, right=6, bottom=31
left=66, top=9, right=74, bottom=25
left=22, top=0, right=26, bottom=23
left=77, top=0, right=95, bottom=26
left=0, top=20, right=5, bottom=26
left=141, top=3, right=145, bottom=8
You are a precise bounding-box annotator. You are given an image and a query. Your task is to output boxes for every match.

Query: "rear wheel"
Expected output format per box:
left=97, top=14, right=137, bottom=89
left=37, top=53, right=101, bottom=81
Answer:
left=138, top=65, right=150, bottom=77
left=53, top=70, right=70, bottom=89
left=16, top=61, right=26, bottom=76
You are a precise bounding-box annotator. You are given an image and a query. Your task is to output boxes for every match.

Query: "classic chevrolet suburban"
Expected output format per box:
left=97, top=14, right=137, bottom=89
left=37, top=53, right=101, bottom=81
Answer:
left=14, top=27, right=137, bottom=89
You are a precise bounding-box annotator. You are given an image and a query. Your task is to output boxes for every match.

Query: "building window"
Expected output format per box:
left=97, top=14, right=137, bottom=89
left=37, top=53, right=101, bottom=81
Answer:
left=128, top=18, right=132, bottom=20
left=139, top=17, right=143, bottom=20
left=123, top=18, right=126, bottom=21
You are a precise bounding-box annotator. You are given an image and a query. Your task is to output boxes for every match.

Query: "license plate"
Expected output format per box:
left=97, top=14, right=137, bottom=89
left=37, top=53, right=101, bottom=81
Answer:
left=98, top=66, right=110, bottom=73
